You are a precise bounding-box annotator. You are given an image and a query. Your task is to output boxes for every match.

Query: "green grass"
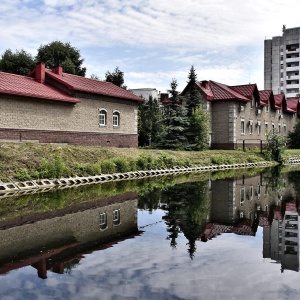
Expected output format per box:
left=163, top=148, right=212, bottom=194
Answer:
left=0, top=142, right=292, bottom=182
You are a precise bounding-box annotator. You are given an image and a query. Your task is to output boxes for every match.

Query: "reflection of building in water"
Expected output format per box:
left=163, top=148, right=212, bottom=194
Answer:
left=263, top=200, right=300, bottom=272
left=0, top=192, right=139, bottom=279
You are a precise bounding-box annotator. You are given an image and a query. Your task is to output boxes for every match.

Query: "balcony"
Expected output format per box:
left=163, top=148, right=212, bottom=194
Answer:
left=286, top=66, right=300, bottom=72
left=286, top=92, right=298, bottom=98
left=286, top=75, right=300, bottom=80
left=286, top=48, right=299, bottom=54
left=286, top=57, right=300, bottom=63
left=286, top=83, right=300, bottom=89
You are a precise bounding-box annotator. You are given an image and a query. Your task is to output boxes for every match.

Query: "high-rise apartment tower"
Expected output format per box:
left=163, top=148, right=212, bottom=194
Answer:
left=264, top=25, right=300, bottom=98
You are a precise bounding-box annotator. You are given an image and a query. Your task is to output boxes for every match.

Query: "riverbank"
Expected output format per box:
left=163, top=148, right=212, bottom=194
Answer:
left=0, top=142, right=300, bottom=182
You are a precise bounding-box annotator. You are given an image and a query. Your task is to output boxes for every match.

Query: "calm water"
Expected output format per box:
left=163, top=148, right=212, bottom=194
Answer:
left=0, top=167, right=300, bottom=300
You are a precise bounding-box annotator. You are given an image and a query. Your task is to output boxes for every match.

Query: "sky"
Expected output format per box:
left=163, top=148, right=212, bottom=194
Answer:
left=1, top=0, right=300, bottom=93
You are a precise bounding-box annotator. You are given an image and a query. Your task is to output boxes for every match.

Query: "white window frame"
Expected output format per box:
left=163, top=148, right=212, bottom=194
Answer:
left=99, top=212, right=108, bottom=231
left=113, top=110, right=120, bottom=127
left=113, top=209, right=121, bottom=226
left=249, top=120, right=253, bottom=135
left=241, top=119, right=245, bottom=135
left=99, top=109, right=107, bottom=127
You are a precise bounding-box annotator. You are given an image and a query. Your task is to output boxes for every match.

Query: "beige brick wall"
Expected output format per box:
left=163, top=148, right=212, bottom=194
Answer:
left=0, top=94, right=139, bottom=135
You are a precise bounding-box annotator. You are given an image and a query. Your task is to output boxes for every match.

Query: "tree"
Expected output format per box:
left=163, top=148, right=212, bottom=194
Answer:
left=105, top=66, right=127, bottom=89
left=138, top=95, right=163, bottom=147
left=185, top=65, right=202, bottom=116
left=187, top=106, right=209, bottom=150
left=184, top=66, right=209, bottom=150
left=35, top=41, right=86, bottom=76
left=265, top=130, right=286, bottom=161
left=0, top=49, right=35, bottom=75
left=156, top=79, right=189, bottom=150
left=287, top=121, right=300, bottom=148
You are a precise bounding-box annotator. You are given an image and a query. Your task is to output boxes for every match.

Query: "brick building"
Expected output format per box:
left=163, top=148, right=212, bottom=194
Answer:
left=0, top=63, right=143, bottom=147
left=181, top=80, right=300, bottom=149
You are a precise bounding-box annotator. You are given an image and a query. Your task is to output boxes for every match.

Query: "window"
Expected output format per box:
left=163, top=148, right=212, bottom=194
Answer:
left=265, top=106, right=269, bottom=113
left=99, top=212, right=107, bottom=230
left=113, top=111, right=120, bottom=127
left=113, top=209, right=121, bottom=226
left=257, top=121, right=261, bottom=135
left=99, top=109, right=107, bottom=126
left=240, top=187, right=245, bottom=205
left=249, top=120, right=253, bottom=135
left=283, top=124, right=287, bottom=136
left=265, top=122, right=268, bottom=135
left=278, top=124, right=281, bottom=134
left=241, top=120, right=245, bottom=134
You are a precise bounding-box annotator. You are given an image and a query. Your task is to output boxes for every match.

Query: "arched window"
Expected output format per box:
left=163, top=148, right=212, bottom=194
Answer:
left=113, top=110, right=120, bottom=127
left=99, top=109, right=107, bottom=126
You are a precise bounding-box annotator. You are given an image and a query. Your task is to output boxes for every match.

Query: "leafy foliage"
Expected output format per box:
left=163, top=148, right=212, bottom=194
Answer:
left=36, top=41, right=86, bottom=76
left=105, top=66, right=127, bottom=89
left=265, top=130, right=286, bottom=161
left=0, top=49, right=35, bottom=75
left=287, top=121, right=300, bottom=149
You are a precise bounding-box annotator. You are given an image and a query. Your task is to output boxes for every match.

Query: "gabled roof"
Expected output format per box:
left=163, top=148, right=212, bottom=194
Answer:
left=273, top=94, right=285, bottom=109
left=284, top=98, right=299, bottom=113
left=196, top=80, right=250, bottom=102
left=230, top=84, right=259, bottom=101
left=46, top=69, right=143, bottom=102
left=258, top=90, right=273, bottom=106
left=0, top=71, right=79, bottom=103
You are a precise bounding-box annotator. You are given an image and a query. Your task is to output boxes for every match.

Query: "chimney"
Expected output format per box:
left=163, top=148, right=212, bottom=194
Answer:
left=35, top=63, right=45, bottom=83
left=51, top=66, right=63, bottom=76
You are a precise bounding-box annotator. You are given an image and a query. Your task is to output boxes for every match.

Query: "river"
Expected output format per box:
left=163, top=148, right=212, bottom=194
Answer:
left=0, top=166, right=300, bottom=299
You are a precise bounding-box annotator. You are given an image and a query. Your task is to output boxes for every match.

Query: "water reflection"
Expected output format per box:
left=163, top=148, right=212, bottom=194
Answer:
left=139, top=167, right=300, bottom=273
left=0, top=191, right=140, bottom=279
left=0, top=166, right=299, bottom=292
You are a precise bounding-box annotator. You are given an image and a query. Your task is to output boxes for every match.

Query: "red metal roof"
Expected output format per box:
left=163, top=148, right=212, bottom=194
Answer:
left=46, top=70, right=143, bottom=102
left=230, top=84, right=258, bottom=101
left=0, top=71, right=79, bottom=103
left=196, top=80, right=250, bottom=102
left=258, top=90, right=273, bottom=106
left=284, top=98, right=299, bottom=113
left=273, top=94, right=284, bottom=109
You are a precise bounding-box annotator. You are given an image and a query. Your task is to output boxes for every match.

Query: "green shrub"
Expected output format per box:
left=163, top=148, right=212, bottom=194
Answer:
left=15, top=168, right=32, bottom=181
left=211, top=155, right=225, bottom=165
left=101, top=160, right=116, bottom=174
left=113, top=158, right=130, bottom=173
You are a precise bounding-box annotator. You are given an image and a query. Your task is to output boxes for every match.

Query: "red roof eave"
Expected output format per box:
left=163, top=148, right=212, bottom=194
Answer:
left=0, top=89, right=80, bottom=104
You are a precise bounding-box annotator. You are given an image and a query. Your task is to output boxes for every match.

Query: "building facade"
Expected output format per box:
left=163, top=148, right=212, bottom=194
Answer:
left=264, top=25, right=300, bottom=98
left=0, top=63, right=143, bottom=147
left=181, top=80, right=300, bottom=150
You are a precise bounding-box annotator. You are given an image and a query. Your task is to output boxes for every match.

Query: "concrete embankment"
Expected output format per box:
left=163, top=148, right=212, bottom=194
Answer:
left=0, top=161, right=276, bottom=199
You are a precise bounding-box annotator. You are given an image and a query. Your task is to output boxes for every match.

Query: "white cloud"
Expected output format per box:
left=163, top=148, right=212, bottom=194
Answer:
left=0, top=0, right=299, bottom=90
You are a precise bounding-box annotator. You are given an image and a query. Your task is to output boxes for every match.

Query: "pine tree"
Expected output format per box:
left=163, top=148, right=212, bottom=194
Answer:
left=187, top=106, right=209, bottom=150
left=185, top=66, right=202, bottom=116
left=138, top=95, right=163, bottom=147
left=156, top=79, right=189, bottom=150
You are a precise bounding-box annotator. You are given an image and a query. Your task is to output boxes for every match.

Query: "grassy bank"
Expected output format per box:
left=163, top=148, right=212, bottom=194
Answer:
left=1, top=142, right=298, bottom=182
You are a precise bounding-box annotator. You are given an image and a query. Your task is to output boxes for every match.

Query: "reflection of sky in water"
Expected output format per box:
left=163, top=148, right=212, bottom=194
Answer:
left=1, top=210, right=300, bottom=300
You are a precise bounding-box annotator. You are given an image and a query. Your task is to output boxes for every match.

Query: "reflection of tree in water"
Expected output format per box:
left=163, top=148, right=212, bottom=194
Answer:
left=161, top=182, right=209, bottom=259
left=63, top=259, right=81, bottom=275
left=288, top=170, right=300, bottom=207
left=138, top=187, right=162, bottom=213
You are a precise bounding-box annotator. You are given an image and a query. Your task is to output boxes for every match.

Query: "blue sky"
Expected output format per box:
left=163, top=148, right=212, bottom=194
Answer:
left=1, top=0, right=300, bottom=93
